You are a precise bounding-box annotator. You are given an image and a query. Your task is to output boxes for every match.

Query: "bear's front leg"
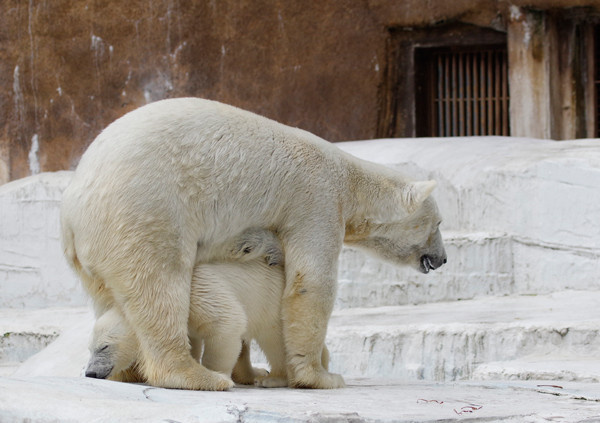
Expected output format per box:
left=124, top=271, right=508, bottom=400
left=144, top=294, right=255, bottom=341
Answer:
left=280, top=236, right=345, bottom=389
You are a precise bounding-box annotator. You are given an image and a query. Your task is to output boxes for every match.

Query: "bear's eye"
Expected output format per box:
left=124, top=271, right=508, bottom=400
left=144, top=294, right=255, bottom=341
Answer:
left=97, top=345, right=109, bottom=353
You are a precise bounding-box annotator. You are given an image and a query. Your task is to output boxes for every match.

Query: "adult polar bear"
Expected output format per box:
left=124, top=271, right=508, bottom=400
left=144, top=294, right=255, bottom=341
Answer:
left=61, top=98, right=446, bottom=390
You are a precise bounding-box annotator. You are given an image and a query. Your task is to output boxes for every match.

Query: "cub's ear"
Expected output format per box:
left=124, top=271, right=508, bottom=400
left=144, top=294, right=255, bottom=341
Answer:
left=400, top=180, right=437, bottom=215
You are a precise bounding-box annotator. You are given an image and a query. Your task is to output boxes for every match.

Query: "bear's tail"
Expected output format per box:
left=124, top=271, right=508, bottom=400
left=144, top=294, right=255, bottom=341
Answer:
left=60, top=218, right=112, bottom=315
left=60, top=218, right=83, bottom=276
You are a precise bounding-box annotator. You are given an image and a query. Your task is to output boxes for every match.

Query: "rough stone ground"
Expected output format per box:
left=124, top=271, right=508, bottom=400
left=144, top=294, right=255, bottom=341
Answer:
left=2, top=376, right=600, bottom=422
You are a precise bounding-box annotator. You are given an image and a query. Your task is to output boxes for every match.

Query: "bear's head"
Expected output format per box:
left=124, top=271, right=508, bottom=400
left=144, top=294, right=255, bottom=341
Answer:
left=345, top=180, right=447, bottom=274
left=85, top=307, right=139, bottom=380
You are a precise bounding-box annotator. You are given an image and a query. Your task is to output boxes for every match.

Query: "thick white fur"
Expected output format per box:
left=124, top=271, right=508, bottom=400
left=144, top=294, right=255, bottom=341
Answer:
left=61, top=98, right=446, bottom=390
left=88, top=256, right=309, bottom=387
left=86, top=229, right=297, bottom=387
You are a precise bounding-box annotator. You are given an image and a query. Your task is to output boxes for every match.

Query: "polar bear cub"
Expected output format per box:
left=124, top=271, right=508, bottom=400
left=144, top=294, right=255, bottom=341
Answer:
left=86, top=228, right=324, bottom=387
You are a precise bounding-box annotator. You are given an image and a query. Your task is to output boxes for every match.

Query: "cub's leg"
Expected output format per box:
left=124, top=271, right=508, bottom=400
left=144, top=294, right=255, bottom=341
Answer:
left=189, top=334, right=203, bottom=362
left=321, top=344, right=331, bottom=370
left=188, top=268, right=247, bottom=378
left=231, top=341, right=269, bottom=385
left=254, top=331, right=289, bottom=388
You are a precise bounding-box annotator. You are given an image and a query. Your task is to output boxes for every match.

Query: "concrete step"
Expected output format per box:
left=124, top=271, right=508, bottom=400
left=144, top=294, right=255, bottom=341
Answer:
left=337, top=232, right=514, bottom=308
left=336, top=231, right=600, bottom=309
left=0, top=307, right=91, bottom=372
left=325, top=290, right=600, bottom=382
left=339, top=137, right=600, bottom=252
left=8, top=291, right=599, bottom=385
left=473, top=356, right=600, bottom=383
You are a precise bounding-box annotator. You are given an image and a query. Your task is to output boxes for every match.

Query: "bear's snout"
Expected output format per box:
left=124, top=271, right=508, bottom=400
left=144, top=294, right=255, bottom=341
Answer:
left=85, top=370, right=99, bottom=378
left=85, top=362, right=113, bottom=379
left=85, top=366, right=113, bottom=379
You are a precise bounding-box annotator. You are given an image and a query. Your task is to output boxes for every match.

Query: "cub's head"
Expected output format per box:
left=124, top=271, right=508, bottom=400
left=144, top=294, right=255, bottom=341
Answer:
left=85, top=308, right=140, bottom=380
left=345, top=180, right=447, bottom=274
left=230, top=227, right=284, bottom=267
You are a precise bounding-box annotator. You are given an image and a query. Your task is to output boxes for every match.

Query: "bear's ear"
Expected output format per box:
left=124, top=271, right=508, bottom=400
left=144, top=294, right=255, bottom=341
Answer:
left=400, top=180, right=437, bottom=215
left=368, top=180, right=437, bottom=224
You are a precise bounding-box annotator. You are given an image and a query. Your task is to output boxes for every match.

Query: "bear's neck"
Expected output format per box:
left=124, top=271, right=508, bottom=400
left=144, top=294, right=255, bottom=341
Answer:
left=342, top=156, right=404, bottom=231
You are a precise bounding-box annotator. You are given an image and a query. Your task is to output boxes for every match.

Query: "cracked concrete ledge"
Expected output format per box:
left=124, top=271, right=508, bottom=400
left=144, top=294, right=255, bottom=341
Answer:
left=0, top=376, right=599, bottom=422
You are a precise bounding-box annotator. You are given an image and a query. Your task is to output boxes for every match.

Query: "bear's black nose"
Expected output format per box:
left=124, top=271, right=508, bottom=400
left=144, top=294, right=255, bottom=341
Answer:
left=85, top=370, right=98, bottom=379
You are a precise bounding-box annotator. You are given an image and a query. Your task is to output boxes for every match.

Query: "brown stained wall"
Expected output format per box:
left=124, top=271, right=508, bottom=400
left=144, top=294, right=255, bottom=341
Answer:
left=3, top=0, right=600, bottom=183
left=0, top=0, right=385, bottom=182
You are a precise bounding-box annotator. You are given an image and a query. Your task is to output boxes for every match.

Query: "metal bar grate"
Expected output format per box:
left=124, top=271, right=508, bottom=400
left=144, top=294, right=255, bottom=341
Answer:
left=422, top=47, right=510, bottom=137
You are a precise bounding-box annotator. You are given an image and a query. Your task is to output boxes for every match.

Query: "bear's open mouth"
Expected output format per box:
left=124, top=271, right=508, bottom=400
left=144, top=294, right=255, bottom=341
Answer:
left=420, top=255, right=434, bottom=274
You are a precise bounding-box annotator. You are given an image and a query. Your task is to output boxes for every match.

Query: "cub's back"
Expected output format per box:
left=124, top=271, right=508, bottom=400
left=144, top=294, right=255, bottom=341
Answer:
left=190, top=260, right=285, bottom=338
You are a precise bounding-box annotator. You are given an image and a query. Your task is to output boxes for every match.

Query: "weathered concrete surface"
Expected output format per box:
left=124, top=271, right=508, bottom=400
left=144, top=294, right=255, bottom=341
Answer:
left=368, top=0, right=600, bottom=28
left=328, top=290, right=600, bottom=382
left=1, top=376, right=600, bottom=423
left=1, top=0, right=386, bottom=181
left=4, top=1, right=600, bottom=182
left=474, top=357, right=600, bottom=383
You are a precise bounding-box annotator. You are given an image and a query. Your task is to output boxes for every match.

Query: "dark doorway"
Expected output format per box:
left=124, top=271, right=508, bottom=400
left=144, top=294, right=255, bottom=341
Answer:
left=415, top=46, right=510, bottom=137
left=377, top=24, right=509, bottom=138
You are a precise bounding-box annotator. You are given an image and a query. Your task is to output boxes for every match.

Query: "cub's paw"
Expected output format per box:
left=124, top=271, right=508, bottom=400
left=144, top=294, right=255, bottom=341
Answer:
left=254, top=375, right=288, bottom=388
left=252, top=367, right=270, bottom=378
left=232, top=366, right=269, bottom=385
left=109, top=365, right=145, bottom=383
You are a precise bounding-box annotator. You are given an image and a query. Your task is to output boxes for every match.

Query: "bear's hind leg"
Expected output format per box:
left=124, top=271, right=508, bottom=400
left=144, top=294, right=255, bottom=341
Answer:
left=114, top=268, right=233, bottom=391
